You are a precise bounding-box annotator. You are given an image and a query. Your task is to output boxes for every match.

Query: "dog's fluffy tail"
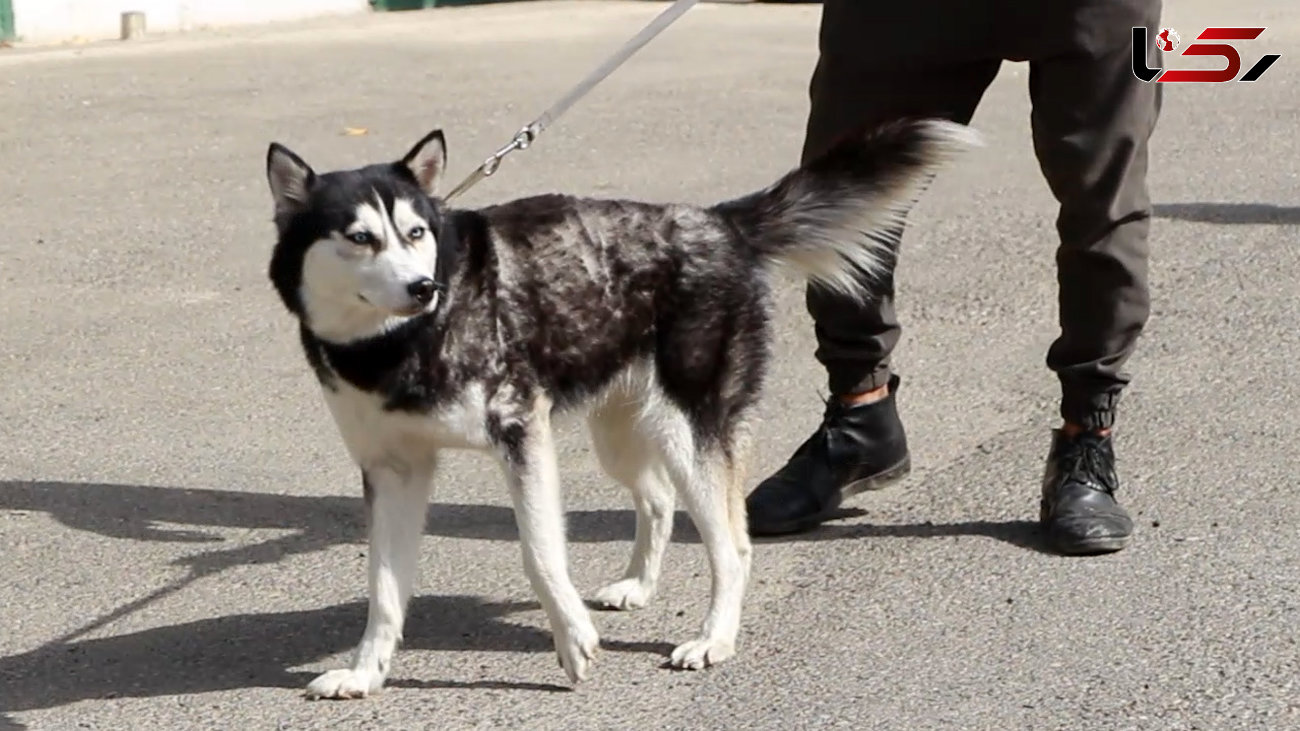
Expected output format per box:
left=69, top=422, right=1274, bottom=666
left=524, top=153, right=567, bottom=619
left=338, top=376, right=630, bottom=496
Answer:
left=714, top=118, right=980, bottom=300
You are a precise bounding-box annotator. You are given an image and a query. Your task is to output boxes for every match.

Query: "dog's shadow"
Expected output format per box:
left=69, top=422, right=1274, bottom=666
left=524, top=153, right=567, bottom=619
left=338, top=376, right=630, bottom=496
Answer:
left=0, top=481, right=678, bottom=717
left=0, top=447, right=1050, bottom=718
left=0, top=594, right=565, bottom=716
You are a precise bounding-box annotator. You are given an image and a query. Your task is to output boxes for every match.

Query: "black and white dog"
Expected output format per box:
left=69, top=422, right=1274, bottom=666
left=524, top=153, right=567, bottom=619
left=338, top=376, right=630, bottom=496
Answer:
left=264, top=118, right=976, bottom=699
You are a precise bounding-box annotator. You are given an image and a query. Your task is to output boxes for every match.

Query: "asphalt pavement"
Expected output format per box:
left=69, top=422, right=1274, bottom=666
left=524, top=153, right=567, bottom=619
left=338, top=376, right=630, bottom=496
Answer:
left=1, top=1, right=1298, bottom=729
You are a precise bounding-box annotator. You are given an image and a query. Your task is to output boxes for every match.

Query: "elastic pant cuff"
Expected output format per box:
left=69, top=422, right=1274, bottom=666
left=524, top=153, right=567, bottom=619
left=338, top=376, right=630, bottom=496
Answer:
left=828, top=367, right=893, bottom=397
left=1060, top=390, right=1121, bottom=431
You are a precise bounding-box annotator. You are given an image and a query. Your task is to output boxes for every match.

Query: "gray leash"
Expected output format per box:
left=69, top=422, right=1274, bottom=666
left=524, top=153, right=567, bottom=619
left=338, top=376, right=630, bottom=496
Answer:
left=444, top=0, right=700, bottom=202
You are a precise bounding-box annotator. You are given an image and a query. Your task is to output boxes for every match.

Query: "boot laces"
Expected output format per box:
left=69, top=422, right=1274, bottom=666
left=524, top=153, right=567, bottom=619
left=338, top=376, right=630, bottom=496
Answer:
left=1057, top=433, right=1117, bottom=494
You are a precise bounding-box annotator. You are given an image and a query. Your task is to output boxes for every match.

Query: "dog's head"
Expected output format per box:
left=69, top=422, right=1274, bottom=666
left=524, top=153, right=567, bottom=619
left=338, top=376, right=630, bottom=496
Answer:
left=264, top=129, right=455, bottom=343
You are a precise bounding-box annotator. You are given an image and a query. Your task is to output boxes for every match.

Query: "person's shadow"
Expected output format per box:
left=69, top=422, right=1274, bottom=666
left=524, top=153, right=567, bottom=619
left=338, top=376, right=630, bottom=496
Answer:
left=764, top=510, right=1048, bottom=551
left=0, top=435, right=1049, bottom=721
left=1153, top=202, right=1300, bottom=225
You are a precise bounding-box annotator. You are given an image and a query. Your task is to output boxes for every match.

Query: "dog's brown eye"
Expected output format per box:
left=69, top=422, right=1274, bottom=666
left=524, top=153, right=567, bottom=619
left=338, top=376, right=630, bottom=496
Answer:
left=346, top=231, right=374, bottom=245
left=408, top=226, right=425, bottom=240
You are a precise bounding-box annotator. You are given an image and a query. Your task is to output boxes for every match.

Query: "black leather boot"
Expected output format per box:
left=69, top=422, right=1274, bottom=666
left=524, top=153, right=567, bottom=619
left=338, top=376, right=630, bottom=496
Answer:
left=1040, top=428, right=1134, bottom=555
left=746, top=374, right=910, bottom=536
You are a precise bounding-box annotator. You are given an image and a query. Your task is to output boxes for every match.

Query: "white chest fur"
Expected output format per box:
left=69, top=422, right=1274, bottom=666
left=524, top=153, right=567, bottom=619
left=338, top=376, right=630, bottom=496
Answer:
left=319, top=380, right=492, bottom=469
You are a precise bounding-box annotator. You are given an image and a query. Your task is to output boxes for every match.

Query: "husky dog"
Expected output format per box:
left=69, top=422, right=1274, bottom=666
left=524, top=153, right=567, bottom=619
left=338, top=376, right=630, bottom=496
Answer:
left=263, top=118, right=976, bottom=699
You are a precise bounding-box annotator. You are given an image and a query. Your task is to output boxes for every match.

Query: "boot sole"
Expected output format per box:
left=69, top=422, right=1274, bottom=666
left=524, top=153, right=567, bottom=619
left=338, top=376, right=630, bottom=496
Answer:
left=748, top=456, right=912, bottom=537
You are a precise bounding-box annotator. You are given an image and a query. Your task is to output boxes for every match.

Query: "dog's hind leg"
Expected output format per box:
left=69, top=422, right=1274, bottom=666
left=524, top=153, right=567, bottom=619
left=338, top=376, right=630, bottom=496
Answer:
left=306, top=460, right=434, bottom=700
left=654, top=409, right=748, bottom=670
left=725, top=423, right=754, bottom=585
left=587, top=393, right=676, bottom=611
left=499, top=396, right=601, bottom=684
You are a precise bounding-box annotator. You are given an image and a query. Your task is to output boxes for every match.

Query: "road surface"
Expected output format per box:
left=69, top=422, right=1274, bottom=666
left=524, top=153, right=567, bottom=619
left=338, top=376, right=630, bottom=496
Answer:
left=1, top=2, right=1297, bottom=728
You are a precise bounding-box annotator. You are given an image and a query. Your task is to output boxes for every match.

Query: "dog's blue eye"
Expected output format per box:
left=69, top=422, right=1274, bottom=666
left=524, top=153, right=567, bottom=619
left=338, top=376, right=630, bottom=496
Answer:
left=408, top=226, right=425, bottom=240
left=347, top=231, right=373, bottom=245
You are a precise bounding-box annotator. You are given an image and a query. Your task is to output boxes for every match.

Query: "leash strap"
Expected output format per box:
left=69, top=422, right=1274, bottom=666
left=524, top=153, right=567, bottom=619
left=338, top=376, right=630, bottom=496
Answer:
left=444, top=0, right=701, bottom=201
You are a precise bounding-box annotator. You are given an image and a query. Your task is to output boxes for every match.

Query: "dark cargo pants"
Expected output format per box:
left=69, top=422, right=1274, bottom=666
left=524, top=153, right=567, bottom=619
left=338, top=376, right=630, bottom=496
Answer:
left=803, top=0, right=1163, bottom=431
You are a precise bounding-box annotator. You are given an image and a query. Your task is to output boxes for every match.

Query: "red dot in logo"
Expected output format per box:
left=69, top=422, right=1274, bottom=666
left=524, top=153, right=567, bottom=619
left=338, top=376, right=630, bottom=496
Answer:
left=1156, top=27, right=1181, bottom=52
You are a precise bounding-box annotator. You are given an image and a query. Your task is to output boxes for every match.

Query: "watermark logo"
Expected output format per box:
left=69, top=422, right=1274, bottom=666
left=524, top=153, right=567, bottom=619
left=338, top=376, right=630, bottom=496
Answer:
left=1133, top=26, right=1281, bottom=82
left=1155, top=28, right=1180, bottom=52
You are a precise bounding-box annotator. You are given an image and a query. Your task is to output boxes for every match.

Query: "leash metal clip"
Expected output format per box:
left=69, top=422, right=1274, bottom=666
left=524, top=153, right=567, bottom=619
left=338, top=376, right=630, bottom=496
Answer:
left=481, top=125, right=538, bottom=177
left=445, top=124, right=539, bottom=201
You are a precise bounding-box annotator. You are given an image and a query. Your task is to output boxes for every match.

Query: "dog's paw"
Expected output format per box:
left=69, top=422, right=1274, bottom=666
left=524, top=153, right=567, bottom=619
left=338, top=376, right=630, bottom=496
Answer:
left=592, top=578, right=653, bottom=611
left=669, top=636, right=735, bottom=670
left=555, top=619, right=600, bottom=684
left=305, top=668, right=384, bottom=700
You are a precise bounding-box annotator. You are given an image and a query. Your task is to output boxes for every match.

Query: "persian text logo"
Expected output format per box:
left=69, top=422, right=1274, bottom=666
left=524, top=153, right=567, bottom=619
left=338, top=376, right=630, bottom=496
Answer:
left=1133, top=26, right=1281, bottom=82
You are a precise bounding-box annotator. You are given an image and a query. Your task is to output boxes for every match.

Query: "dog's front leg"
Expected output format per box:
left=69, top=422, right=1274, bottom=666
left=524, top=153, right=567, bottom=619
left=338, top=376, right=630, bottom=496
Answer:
left=307, top=461, right=434, bottom=700
left=499, top=406, right=600, bottom=684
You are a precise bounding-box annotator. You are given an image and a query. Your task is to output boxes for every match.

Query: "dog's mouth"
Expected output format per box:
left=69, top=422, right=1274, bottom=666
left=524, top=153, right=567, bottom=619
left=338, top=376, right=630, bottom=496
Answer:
left=357, top=293, right=432, bottom=318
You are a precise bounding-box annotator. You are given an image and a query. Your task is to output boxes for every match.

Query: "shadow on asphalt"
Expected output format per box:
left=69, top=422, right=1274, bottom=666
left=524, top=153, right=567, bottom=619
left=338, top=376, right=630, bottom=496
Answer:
left=1153, top=202, right=1300, bottom=225
left=767, top=508, right=1053, bottom=554
left=0, top=479, right=1049, bottom=553
left=0, top=481, right=674, bottom=718
left=0, top=471, right=1044, bottom=716
left=0, top=593, right=567, bottom=717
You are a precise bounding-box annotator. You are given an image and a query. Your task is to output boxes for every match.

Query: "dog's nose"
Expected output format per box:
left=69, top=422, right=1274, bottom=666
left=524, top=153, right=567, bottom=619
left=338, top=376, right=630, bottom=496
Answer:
left=407, top=278, right=438, bottom=305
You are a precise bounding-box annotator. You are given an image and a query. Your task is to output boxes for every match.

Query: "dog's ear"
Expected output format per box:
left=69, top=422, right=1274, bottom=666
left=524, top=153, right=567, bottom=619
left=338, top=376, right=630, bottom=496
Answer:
left=266, top=143, right=316, bottom=217
left=400, top=129, right=447, bottom=197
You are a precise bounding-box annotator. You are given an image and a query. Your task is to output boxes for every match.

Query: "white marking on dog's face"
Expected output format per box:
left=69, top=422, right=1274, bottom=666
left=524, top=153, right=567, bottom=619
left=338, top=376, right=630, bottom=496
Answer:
left=299, top=192, right=440, bottom=343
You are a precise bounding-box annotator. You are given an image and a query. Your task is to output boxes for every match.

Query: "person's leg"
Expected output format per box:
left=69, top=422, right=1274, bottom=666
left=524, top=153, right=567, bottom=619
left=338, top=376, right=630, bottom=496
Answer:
left=746, top=2, right=1002, bottom=536
left=1026, top=0, right=1163, bottom=554
left=801, top=50, right=1004, bottom=400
